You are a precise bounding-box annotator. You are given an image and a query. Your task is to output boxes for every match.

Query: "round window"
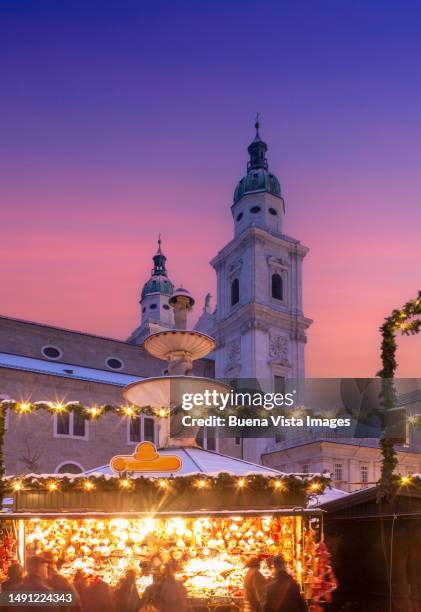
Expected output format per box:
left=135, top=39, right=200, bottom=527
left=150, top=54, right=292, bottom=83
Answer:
left=269, top=207, right=278, bottom=216
left=236, top=212, right=243, bottom=222
left=41, top=345, right=62, bottom=360
left=163, top=304, right=170, bottom=310
left=150, top=304, right=157, bottom=310
left=250, top=206, right=261, bottom=214
left=106, top=357, right=124, bottom=370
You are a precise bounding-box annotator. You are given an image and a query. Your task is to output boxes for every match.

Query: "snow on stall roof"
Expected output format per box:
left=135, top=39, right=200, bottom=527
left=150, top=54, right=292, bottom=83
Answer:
left=308, top=486, right=349, bottom=507
left=84, top=446, right=286, bottom=478
left=0, top=352, right=141, bottom=386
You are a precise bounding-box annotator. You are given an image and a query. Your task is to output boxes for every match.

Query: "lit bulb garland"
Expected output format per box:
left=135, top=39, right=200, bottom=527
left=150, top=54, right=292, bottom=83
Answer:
left=377, top=290, right=421, bottom=501
left=2, top=472, right=330, bottom=499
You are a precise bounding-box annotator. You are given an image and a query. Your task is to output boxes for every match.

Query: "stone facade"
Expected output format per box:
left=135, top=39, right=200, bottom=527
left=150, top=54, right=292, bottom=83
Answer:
left=262, top=440, right=421, bottom=493
left=0, top=317, right=213, bottom=475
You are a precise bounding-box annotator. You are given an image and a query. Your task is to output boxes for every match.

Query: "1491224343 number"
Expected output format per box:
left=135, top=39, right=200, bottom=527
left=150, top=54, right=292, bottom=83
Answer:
left=2, top=591, right=74, bottom=605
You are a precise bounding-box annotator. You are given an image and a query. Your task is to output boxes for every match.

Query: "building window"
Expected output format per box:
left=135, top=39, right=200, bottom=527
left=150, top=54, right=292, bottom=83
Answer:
left=236, top=212, right=243, bottom=222
left=302, top=464, right=309, bottom=474
left=54, top=413, right=87, bottom=439
left=150, top=304, right=157, bottom=310
left=274, top=376, right=285, bottom=394
left=275, top=433, right=284, bottom=443
left=55, top=462, right=84, bottom=474
left=235, top=436, right=241, bottom=446
left=163, top=304, right=170, bottom=310
left=128, top=415, right=156, bottom=444
left=334, top=463, right=343, bottom=481
left=271, top=273, right=283, bottom=300
left=105, top=357, right=124, bottom=370
left=361, top=465, right=369, bottom=483
left=41, top=345, right=62, bottom=360
left=144, top=417, right=155, bottom=442
left=250, top=206, right=261, bottom=214
left=231, top=278, right=239, bottom=306
left=196, top=427, right=218, bottom=451
left=268, top=207, right=278, bottom=216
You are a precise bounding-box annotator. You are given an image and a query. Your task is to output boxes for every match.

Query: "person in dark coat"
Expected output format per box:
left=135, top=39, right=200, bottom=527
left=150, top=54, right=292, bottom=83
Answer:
left=1, top=562, right=23, bottom=591
left=138, top=568, right=162, bottom=610
left=41, top=551, right=82, bottom=611
left=155, top=563, right=187, bottom=612
left=82, top=576, right=115, bottom=612
left=264, top=556, right=308, bottom=612
left=244, top=557, right=267, bottom=612
left=114, top=568, right=141, bottom=612
left=14, top=556, right=59, bottom=612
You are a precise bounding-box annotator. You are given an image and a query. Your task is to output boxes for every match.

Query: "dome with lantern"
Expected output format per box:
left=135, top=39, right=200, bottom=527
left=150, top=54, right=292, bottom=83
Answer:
left=233, top=120, right=282, bottom=204
left=141, top=238, right=174, bottom=300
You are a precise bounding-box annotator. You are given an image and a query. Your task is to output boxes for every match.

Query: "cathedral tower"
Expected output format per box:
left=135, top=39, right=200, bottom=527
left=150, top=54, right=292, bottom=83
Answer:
left=210, top=121, right=312, bottom=385
left=128, top=238, right=174, bottom=344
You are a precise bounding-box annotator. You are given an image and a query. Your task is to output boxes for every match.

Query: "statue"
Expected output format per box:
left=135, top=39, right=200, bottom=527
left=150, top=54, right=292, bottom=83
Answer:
left=204, top=292, right=212, bottom=313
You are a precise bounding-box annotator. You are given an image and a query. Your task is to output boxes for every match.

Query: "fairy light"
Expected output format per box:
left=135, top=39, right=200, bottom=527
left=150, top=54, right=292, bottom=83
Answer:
left=47, top=481, right=59, bottom=492
left=157, top=479, right=169, bottom=489
left=309, top=482, right=321, bottom=492
left=196, top=479, right=208, bottom=489
left=273, top=479, right=285, bottom=491
left=12, top=480, right=23, bottom=491
left=52, top=402, right=66, bottom=413
left=86, top=406, right=101, bottom=418
left=236, top=478, right=246, bottom=489
left=401, top=475, right=411, bottom=485
left=119, top=479, right=132, bottom=490
left=122, top=406, right=135, bottom=417
left=83, top=480, right=95, bottom=492
left=158, top=408, right=168, bottom=418
left=17, top=402, right=31, bottom=413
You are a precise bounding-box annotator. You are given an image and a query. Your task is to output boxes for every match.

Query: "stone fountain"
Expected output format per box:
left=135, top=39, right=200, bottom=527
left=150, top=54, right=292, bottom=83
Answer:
left=123, top=287, right=228, bottom=446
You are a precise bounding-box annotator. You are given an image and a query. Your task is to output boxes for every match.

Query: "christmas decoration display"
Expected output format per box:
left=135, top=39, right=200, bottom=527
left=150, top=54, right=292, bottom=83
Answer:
left=0, top=527, right=16, bottom=582
left=24, top=515, right=303, bottom=597
left=306, top=540, right=338, bottom=611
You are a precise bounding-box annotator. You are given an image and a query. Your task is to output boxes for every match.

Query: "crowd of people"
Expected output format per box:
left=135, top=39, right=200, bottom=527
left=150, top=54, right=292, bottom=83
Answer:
left=0, top=552, right=306, bottom=612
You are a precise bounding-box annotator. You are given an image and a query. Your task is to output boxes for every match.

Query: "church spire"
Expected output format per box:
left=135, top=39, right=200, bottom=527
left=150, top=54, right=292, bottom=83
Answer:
left=152, top=235, right=167, bottom=277
left=247, top=114, right=268, bottom=171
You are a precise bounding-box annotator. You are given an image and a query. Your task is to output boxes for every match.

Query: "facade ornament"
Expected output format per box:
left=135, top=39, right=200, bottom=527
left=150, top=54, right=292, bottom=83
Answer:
left=227, top=338, right=241, bottom=362
left=269, top=333, right=289, bottom=360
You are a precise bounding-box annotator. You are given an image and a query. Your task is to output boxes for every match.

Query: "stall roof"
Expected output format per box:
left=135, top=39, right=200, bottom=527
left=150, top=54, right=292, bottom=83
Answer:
left=0, top=352, right=141, bottom=386
left=85, top=446, right=285, bottom=478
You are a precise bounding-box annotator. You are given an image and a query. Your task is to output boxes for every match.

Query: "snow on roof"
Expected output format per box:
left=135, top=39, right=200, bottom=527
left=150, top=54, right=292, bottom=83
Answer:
left=85, top=446, right=284, bottom=478
left=0, top=352, right=141, bottom=386
left=308, top=486, right=349, bottom=507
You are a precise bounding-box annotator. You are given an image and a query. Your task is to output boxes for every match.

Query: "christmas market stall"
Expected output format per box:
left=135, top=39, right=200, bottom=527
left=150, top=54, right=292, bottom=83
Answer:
left=1, top=441, right=337, bottom=610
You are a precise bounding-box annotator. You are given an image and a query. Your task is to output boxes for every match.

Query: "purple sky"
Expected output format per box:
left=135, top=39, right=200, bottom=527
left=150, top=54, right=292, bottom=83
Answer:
left=1, top=1, right=421, bottom=376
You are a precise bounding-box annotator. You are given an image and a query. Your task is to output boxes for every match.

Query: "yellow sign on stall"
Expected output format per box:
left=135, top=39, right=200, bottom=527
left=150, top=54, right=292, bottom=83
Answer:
left=110, top=441, right=182, bottom=473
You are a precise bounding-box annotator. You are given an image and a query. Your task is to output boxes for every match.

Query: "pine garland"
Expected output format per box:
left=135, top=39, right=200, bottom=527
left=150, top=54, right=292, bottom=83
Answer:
left=3, top=471, right=329, bottom=497
left=377, top=291, right=421, bottom=501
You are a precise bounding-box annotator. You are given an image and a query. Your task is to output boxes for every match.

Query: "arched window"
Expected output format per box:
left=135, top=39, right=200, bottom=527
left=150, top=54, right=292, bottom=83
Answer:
left=55, top=461, right=84, bottom=474
left=272, top=273, right=283, bottom=300
left=231, top=278, right=239, bottom=306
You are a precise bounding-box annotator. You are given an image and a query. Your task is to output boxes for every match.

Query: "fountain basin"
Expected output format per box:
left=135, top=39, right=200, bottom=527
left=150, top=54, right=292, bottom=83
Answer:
left=144, top=330, right=215, bottom=361
left=123, top=375, right=229, bottom=410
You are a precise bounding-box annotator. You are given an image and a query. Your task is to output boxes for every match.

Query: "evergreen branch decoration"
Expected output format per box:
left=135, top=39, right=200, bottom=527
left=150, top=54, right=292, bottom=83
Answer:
left=377, top=291, right=421, bottom=501
left=3, top=471, right=329, bottom=497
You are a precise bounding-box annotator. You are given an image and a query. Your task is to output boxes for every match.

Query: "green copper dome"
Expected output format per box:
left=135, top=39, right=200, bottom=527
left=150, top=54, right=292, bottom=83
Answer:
left=141, top=239, right=174, bottom=300
left=233, top=121, right=281, bottom=204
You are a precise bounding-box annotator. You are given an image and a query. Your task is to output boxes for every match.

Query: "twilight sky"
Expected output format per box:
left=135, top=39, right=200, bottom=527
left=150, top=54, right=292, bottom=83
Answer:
left=1, top=0, right=421, bottom=377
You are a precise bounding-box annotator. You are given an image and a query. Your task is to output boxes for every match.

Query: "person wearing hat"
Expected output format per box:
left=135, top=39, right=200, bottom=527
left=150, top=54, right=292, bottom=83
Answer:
left=14, top=555, right=59, bottom=612
left=40, top=551, right=82, bottom=612
left=244, top=557, right=267, bottom=612
left=264, top=555, right=307, bottom=612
